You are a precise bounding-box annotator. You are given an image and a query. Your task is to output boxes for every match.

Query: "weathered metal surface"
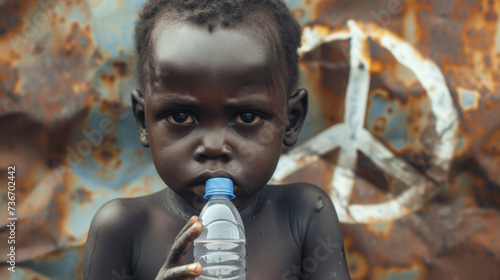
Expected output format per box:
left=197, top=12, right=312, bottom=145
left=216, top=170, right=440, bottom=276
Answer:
left=0, top=0, right=499, bottom=279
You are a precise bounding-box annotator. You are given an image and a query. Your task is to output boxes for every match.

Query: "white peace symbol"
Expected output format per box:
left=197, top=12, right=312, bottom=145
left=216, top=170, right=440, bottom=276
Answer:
left=270, top=20, right=459, bottom=223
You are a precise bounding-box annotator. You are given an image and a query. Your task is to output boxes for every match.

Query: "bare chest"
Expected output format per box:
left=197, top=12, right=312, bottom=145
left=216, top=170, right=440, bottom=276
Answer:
left=132, top=215, right=302, bottom=279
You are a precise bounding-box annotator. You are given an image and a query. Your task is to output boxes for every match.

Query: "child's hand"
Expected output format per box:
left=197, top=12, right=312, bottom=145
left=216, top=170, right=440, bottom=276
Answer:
left=155, top=216, right=203, bottom=280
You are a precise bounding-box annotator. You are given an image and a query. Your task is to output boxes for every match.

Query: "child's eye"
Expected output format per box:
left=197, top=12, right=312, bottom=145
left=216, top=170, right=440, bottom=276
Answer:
left=166, top=112, right=195, bottom=124
left=235, top=113, right=262, bottom=125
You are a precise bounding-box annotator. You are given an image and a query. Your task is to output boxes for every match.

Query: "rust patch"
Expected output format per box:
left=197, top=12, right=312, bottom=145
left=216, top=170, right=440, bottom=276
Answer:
left=71, top=186, right=93, bottom=206
left=342, top=236, right=369, bottom=279
left=99, top=73, right=116, bottom=88
left=130, top=150, right=145, bottom=161
left=300, top=39, right=350, bottom=126
left=372, top=116, right=387, bottom=134
left=0, top=169, right=77, bottom=263
left=64, top=22, right=92, bottom=54
left=91, top=134, right=121, bottom=166
left=290, top=8, right=305, bottom=21
left=0, top=61, right=21, bottom=101
left=111, top=60, right=129, bottom=77
left=0, top=0, right=37, bottom=41
left=282, top=156, right=335, bottom=195
left=98, top=98, right=127, bottom=115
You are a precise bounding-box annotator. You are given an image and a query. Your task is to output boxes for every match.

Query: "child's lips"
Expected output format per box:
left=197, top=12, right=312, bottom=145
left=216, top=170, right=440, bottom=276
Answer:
left=189, top=184, right=239, bottom=198
left=189, top=171, right=239, bottom=198
left=190, top=170, right=236, bottom=185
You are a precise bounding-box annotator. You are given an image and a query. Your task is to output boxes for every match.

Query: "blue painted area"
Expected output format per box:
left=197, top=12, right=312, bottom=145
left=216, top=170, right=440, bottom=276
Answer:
left=92, top=61, right=122, bottom=99
left=384, top=109, right=410, bottom=150
left=92, top=61, right=116, bottom=99
left=367, top=93, right=411, bottom=150
left=366, top=90, right=436, bottom=152
left=285, top=0, right=316, bottom=25
left=88, top=0, right=148, bottom=58
left=21, top=247, right=82, bottom=279
left=67, top=177, right=99, bottom=236
left=376, top=266, right=422, bottom=280
left=285, top=0, right=304, bottom=8
left=65, top=2, right=89, bottom=25
left=459, top=88, right=478, bottom=110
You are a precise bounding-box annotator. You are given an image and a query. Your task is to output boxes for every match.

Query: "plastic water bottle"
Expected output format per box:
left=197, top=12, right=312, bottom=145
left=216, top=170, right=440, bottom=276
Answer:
left=194, top=177, right=246, bottom=280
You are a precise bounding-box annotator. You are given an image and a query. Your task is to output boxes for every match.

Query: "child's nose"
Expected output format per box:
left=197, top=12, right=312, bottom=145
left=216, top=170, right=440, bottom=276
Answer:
left=194, top=131, right=232, bottom=161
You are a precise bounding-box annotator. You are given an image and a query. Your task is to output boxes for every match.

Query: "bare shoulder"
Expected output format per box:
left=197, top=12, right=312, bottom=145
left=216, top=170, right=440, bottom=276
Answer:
left=85, top=190, right=166, bottom=248
left=90, top=190, right=165, bottom=232
left=266, top=182, right=332, bottom=208
left=265, top=182, right=340, bottom=230
left=263, top=182, right=341, bottom=243
left=90, top=198, right=142, bottom=233
left=82, top=189, right=169, bottom=279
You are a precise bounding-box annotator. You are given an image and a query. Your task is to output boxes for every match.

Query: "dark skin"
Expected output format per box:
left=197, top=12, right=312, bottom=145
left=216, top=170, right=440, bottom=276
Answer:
left=82, top=14, right=351, bottom=280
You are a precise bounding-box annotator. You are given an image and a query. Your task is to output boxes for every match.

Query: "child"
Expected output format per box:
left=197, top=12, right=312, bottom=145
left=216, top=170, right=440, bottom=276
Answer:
left=82, top=0, right=351, bottom=279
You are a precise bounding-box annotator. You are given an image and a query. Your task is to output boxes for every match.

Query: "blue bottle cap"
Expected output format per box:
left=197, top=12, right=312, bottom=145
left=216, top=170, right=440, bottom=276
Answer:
left=204, top=177, right=235, bottom=200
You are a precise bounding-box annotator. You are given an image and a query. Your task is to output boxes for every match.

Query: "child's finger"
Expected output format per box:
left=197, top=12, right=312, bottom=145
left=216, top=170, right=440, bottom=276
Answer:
left=174, top=216, right=199, bottom=241
left=165, top=220, right=202, bottom=267
left=159, top=263, right=201, bottom=280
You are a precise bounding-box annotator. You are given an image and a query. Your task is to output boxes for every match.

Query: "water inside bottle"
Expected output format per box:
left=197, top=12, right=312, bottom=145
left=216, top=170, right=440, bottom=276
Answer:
left=194, top=239, right=245, bottom=279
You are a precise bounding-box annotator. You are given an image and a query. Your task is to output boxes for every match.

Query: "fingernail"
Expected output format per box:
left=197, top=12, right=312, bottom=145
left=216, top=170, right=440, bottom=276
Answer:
left=189, top=221, right=199, bottom=232
left=188, top=216, right=196, bottom=225
left=189, top=263, right=200, bottom=273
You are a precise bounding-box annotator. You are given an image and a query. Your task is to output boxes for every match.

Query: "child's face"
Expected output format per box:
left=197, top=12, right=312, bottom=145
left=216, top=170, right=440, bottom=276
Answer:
left=140, top=17, right=297, bottom=210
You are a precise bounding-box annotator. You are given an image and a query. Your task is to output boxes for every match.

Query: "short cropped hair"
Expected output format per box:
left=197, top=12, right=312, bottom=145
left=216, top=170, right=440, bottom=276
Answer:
left=134, top=0, right=302, bottom=95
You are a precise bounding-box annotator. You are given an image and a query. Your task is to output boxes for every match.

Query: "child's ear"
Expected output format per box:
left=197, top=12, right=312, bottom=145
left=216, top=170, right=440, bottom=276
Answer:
left=283, top=88, right=308, bottom=147
left=131, top=89, right=149, bottom=148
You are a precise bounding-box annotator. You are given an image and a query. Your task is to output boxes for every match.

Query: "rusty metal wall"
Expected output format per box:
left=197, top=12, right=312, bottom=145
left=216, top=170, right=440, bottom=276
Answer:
left=0, top=0, right=499, bottom=279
